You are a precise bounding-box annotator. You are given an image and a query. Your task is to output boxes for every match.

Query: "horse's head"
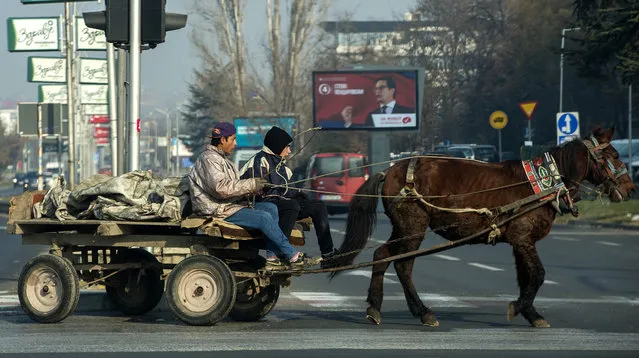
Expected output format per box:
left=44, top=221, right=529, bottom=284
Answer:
left=583, top=127, right=636, bottom=202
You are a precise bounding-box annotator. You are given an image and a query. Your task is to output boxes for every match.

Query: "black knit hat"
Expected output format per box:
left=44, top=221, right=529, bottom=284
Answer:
left=264, top=126, right=293, bottom=155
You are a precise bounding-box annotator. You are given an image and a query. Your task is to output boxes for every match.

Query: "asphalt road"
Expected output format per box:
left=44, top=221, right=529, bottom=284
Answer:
left=0, top=214, right=638, bottom=356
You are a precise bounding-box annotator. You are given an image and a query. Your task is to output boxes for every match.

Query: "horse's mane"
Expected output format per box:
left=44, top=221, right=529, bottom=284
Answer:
left=551, top=139, right=585, bottom=181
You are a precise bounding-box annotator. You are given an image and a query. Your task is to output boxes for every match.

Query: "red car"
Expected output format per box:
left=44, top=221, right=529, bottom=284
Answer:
left=304, top=152, right=369, bottom=215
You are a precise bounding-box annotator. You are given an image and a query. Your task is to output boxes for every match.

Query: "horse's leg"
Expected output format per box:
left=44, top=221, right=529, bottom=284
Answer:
left=365, top=233, right=394, bottom=325
left=508, top=242, right=550, bottom=328
left=393, top=235, right=438, bottom=327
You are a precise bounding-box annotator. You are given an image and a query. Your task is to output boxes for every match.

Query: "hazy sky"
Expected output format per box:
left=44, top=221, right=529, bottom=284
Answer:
left=1, top=0, right=416, bottom=112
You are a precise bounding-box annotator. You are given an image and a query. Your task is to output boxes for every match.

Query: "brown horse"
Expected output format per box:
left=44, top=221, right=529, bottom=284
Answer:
left=330, top=127, right=636, bottom=328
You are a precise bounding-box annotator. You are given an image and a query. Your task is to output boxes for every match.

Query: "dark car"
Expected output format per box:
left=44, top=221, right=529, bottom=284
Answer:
left=12, top=172, right=26, bottom=188
left=22, top=171, right=53, bottom=192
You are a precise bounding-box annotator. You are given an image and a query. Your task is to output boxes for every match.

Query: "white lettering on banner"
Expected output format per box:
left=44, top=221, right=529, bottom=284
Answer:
left=335, top=89, right=364, bottom=95
left=318, top=83, right=365, bottom=96
left=371, top=114, right=417, bottom=128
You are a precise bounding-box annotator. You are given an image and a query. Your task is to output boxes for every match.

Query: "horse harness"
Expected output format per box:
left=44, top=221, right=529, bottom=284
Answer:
left=583, top=135, right=628, bottom=190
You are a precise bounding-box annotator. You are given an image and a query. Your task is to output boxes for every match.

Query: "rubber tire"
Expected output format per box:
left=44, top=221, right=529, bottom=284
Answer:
left=18, top=254, right=80, bottom=323
left=166, top=255, right=236, bottom=326
left=229, top=283, right=280, bottom=322
left=105, top=248, right=164, bottom=316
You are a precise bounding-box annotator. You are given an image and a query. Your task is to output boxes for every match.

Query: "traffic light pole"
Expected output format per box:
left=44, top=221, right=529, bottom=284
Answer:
left=117, top=48, right=127, bottom=176
left=107, top=43, right=118, bottom=176
left=128, top=0, right=141, bottom=171
left=64, top=3, right=76, bottom=188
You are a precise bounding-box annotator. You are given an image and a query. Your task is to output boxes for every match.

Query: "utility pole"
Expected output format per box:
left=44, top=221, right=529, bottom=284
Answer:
left=65, top=3, right=76, bottom=187
left=630, top=84, right=633, bottom=179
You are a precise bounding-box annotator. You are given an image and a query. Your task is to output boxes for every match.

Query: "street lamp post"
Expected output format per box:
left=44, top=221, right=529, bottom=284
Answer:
left=559, top=27, right=581, bottom=113
left=154, top=108, right=172, bottom=176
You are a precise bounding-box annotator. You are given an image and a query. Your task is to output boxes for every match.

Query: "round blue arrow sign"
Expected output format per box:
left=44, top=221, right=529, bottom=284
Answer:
left=558, top=113, right=578, bottom=135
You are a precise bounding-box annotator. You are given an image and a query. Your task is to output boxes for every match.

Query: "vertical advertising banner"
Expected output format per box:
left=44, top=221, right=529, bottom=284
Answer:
left=75, top=17, right=107, bottom=51
left=312, top=70, right=419, bottom=130
left=38, top=84, right=67, bottom=103
left=27, top=57, right=66, bottom=83
left=79, top=58, right=108, bottom=84
left=7, top=17, right=60, bottom=52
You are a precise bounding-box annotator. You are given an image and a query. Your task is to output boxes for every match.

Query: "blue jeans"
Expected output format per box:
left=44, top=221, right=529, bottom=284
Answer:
left=225, top=202, right=297, bottom=260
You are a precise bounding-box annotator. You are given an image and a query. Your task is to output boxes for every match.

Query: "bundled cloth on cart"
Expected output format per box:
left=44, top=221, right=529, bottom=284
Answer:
left=34, top=170, right=190, bottom=223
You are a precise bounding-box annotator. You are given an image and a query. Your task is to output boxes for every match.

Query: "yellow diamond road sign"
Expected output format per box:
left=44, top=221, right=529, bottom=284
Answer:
left=489, top=111, right=508, bottom=130
left=519, top=101, right=538, bottom=120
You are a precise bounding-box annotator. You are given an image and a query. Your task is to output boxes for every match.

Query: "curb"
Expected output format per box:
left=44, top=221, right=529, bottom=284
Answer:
left=0, top=290, right=171, bottom=314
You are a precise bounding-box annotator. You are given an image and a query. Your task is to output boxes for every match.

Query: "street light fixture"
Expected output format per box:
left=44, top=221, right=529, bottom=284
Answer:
left=559, top=27, right=581, bottom=113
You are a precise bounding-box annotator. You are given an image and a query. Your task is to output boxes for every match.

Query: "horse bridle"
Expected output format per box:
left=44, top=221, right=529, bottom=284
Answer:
left=583, top=135, right=628, bottom=189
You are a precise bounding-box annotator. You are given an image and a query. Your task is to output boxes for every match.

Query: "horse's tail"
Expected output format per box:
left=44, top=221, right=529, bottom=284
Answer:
left=329, top=171, right=386, bottom=279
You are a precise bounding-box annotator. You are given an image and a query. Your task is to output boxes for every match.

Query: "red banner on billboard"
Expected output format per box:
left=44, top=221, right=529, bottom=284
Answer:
left=312, top=70, right=419, bottom=130
left=93, top=126, right=110, bottom=138
left=95, top=137, right=109, bottom=145
left=89, top=115, right=109, bottom=124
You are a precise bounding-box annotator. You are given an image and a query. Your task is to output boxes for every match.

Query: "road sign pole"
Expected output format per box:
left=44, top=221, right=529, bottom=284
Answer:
left=528, top=120, right=532, bottom=142
left=65, top=2, right=76, bottom=188
left=498, top=130, right=502, bottom=161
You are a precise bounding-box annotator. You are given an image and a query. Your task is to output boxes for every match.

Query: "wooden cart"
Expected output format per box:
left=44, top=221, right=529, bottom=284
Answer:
left=6, top=191, right=311, bottom=326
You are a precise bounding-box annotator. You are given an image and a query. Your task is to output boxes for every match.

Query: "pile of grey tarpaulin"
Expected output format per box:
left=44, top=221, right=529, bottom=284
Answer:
left=33, top=170, right=190, bottom=223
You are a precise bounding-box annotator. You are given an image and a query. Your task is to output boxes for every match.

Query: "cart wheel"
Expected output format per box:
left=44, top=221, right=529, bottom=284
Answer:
left=166, top=255, right=236, bottom=326
left=105, top=248, right=164, bottom=315
left=230, top=282, right=279, bottom=322
left=18, top=254, right=79, bottom=323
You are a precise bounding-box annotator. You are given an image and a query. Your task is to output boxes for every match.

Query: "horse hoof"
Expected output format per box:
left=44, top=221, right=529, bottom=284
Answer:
left=421, top=313, right=439, bottom=327
left=507, top=301, right=518, bottom=321
left=366, top=307, right=381, bottom=325
left=532, top=319, right=551, bottom=328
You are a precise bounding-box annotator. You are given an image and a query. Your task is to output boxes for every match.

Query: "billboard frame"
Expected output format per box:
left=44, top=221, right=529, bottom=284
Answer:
left=312, top=67, right=424, bottom=131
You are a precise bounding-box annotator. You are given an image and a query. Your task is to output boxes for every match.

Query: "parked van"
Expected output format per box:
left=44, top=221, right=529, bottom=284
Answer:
left=305, top=153, right=369, bottom=214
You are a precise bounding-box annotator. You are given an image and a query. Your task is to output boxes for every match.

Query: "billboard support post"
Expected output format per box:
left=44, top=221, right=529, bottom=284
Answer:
left=37, top=104, right=43, bottom=191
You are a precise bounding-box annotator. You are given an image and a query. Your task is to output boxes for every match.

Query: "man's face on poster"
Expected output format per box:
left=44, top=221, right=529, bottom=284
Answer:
left=374, top=80, right=395, bottom=105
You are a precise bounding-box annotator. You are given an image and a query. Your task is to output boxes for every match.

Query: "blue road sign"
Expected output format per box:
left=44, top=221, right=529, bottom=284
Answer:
left=557, top=113, right=578, bottom=135
left=556, top=112, right=580, bottom=145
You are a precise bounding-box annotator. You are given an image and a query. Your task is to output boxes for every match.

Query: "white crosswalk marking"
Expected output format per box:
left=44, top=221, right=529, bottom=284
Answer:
left=434, top=254, right=460, bottom=261
left=344, top=269, right=399, bottom=284
left=551, top=236, right=581, bottom=241
left=596, top=241, right=621, bottom=247
left=282, top=291, right=638, bottom=310
left=468, top=262, right=504, bottom=271
left=545, top=280, right=559, bottom=285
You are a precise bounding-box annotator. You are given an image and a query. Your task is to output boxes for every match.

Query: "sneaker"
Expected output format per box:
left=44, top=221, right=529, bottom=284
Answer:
left=265, top=256, right=285, bottom=270
left=288, top=252, right=321, bottom=269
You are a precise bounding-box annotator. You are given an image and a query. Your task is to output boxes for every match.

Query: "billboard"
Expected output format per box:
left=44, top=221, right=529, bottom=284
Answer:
left=233, top=117, right=296, bottom=148
left=6, top=17, right=60, bottom=52
left=313, top=69, right=419, bottom=130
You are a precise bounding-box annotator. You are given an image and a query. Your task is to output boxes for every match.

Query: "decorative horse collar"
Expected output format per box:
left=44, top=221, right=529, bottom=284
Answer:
left=521, top=153, right=576, bottom=216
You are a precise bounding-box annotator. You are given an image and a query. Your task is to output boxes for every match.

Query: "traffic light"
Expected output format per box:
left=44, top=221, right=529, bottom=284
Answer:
left=82, top=0, right=187, bottom=46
